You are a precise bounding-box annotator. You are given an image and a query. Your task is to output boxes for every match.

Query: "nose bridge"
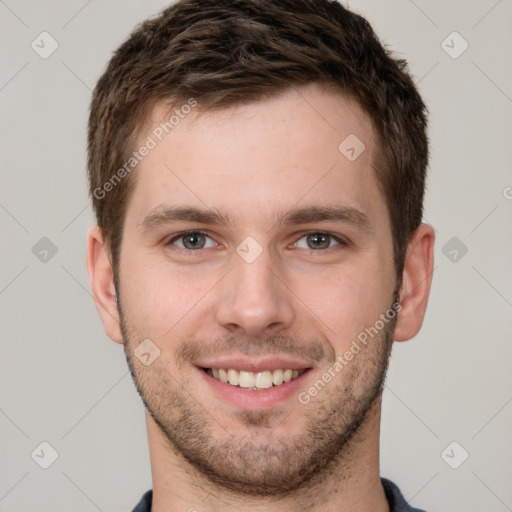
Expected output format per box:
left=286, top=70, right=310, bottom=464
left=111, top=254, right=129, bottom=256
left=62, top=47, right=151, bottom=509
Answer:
left=214, top=242, right=295, bottom=336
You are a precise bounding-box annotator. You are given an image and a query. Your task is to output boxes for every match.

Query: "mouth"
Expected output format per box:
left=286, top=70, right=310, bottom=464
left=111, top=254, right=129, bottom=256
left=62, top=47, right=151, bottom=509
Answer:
left=201, top=367, right=308, bottom=391
left=194, top=357, right=315, bottom=408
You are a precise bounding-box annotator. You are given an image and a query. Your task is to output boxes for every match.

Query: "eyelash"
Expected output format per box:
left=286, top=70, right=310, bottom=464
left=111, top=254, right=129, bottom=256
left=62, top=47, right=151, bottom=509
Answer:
left=166, top=230, right=349, bottom=253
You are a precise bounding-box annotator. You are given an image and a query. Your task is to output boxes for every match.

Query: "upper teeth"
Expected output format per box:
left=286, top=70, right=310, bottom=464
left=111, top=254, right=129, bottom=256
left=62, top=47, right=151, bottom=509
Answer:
left=206, top=368, right=305, bottom=389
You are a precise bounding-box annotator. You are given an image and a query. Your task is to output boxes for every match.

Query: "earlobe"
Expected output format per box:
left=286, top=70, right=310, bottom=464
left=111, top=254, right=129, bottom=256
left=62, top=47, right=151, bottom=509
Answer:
left=86, top=225, right=123, bottom=344
left=394, top=224, right=435, bottom=342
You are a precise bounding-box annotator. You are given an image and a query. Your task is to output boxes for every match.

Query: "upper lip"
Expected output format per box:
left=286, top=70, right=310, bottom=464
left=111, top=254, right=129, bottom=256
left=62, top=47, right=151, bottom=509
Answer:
left=196, top=357, right=314, bottom=373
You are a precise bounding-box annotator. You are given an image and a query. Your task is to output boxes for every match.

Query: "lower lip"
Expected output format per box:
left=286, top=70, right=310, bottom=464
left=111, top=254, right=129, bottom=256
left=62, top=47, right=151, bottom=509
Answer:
left=195, top=367, right=312, bottom=409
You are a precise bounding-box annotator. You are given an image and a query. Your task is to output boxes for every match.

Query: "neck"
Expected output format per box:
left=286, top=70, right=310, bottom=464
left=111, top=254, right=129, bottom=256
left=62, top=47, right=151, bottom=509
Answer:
left=147, top=395, right=388, bottom=512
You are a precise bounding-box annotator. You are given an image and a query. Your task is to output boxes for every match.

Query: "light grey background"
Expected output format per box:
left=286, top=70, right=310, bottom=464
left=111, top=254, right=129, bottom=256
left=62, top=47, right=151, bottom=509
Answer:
left=1, top=1, right=511, bottom=511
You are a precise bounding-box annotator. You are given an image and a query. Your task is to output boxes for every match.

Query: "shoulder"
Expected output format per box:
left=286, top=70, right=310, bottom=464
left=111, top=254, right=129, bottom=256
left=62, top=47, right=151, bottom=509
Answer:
left=131, top=489, right=153, bottom=512
left=381, top=478, right=428, bottom=512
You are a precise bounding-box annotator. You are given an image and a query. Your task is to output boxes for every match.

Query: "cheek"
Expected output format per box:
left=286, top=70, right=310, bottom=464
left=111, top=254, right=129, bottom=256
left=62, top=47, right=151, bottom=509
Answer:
left=120, top=254, right=219, bottom=336
left=294, top=265, right=391, bottom=347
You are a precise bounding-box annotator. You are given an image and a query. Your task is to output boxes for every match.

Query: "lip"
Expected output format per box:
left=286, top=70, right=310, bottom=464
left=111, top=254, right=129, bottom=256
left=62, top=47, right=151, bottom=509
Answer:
left=195, top=357, right=314, bottom=373
left=195, top=365, right=313, bottom=409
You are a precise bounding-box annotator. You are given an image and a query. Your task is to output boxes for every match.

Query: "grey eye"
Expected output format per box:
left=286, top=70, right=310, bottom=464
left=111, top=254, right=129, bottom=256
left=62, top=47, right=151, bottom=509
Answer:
left=295, top=233, right=341, bottom=250
left=171, top=232, right=216, bottom=250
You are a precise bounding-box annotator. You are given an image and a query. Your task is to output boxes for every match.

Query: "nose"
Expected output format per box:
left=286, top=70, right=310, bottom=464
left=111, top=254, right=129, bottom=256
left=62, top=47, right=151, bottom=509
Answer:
left=213, top=247, right=296, bottom=338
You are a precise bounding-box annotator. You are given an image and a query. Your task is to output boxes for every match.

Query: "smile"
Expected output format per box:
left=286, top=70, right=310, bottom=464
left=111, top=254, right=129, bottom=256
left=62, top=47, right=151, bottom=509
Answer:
left=202, top=367, right=308, bottom=390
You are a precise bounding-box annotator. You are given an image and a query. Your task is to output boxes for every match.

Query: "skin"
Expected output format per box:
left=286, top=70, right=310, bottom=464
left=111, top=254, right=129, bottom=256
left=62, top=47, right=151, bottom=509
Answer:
left=87, top=83, right=434, bottom=512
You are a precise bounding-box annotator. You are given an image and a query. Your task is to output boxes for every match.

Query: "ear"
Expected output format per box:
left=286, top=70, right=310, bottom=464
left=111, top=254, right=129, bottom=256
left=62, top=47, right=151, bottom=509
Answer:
left=394, top=223, right=435, bottom=342
left=86, top=225, right=123, bottom=344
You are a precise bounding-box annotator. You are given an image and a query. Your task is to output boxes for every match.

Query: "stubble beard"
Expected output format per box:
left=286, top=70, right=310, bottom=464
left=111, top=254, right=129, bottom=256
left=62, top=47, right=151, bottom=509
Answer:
left=119, top=300, right=396, bottom=498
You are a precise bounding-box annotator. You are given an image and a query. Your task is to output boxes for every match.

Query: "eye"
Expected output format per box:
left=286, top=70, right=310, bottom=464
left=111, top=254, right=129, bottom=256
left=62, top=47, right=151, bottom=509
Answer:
left=168, top=231, right=217, bottom=250
left=294, top=232, right=346, bottom=251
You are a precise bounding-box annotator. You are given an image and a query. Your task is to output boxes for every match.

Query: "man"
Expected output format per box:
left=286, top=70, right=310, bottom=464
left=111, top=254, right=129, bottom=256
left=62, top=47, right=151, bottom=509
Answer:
left=86, top=0, right=434, bottom=510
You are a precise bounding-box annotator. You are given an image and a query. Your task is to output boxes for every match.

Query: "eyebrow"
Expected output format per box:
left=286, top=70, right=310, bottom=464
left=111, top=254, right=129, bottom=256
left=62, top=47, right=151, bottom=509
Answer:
left=138, top=204, right=373, bottom=233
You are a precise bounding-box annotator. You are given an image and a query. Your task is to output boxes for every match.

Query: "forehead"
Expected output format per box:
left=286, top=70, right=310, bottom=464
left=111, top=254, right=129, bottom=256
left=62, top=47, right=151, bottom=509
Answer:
left=126, top=84, right=386, bottom=231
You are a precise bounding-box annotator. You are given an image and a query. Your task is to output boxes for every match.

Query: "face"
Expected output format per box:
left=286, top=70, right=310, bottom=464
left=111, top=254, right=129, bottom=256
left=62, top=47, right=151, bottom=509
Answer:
left=116, top=84, right=398, bottom=495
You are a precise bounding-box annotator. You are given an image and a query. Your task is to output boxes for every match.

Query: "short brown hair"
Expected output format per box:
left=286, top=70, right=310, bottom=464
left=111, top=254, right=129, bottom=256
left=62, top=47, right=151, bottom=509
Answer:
left=87, top=0, right=428, bottom=280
